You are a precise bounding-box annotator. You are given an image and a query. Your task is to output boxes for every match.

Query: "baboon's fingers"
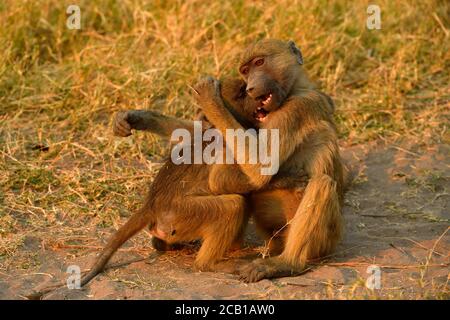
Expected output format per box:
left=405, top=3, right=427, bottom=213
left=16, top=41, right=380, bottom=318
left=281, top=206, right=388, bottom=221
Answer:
left=237, top=258, right=294, bottom=283
left=192, top=76, right=219, bottom=102
left=238, top=262, right=267, bottom=283
left=114, top=126, right=132, bottom=137
left=193, top=259, right=213, bottom=272
left=113, top=111, right=132, bottom=137
left=196, top=76, right=216, bottom=87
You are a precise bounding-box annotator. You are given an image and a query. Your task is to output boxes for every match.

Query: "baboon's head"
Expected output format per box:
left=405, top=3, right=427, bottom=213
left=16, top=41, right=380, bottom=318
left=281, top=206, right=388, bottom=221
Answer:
left=149, top=211, right=194, bottom=243
left=238, top=39, right=312, bottom=123
left=196, top=77, right=260, bottom=128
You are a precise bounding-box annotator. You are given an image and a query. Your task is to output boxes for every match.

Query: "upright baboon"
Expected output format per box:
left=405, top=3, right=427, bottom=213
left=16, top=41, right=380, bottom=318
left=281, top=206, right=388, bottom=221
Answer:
left=81, top=77, right=308, bottom=287
left=194, top=39, right=345, bottom=282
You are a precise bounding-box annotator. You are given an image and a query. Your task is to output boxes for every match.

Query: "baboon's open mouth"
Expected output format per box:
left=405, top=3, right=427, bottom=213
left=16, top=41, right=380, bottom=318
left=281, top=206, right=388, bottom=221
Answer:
left=254, top=93, right=272, bottom=121
left=258, top=93, right=273, bottom=106
left=253, top=107, right=269, bottom=122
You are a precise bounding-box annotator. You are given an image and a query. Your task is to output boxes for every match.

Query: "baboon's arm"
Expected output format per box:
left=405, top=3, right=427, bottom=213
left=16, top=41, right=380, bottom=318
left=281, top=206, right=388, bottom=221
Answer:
left=209, top=163, right=309, bottom=194
left=194, top=78, right=325, bottom=190
left=113, top=110, right=196, bottom=138
left=113, top=109, right=259, bottom=194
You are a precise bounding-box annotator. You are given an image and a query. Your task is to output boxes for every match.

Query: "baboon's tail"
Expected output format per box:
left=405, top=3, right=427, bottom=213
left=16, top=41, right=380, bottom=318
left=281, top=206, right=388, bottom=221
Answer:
left=280, top=174, right=342, bottom=268
left=80, top=210, right=153, bottom=287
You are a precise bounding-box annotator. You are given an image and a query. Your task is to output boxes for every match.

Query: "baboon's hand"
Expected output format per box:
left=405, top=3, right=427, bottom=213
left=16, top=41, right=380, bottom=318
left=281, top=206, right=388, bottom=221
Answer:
left=238, top=259, right=277, bottom=282
left=193, top=259, right=214, bottom=272
left=238, top=257, right=294, bottom=283
left=113, top=111, right=132, bottom=137
left=192, top=76, right=222, bottom=109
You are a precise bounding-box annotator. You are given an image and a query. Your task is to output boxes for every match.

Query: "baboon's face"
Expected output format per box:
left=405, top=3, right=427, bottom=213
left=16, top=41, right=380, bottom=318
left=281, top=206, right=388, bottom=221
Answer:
left=238, top=40, right=303, bottom=123
left=220, top=78, right=260, bottom=127
left=239, top=55, right=287, bottom=123
left=148, top=212, right=177, bottom=242
left=196, top=78, right=260, bottom=128
left=149, top=212, right=192, bottom=243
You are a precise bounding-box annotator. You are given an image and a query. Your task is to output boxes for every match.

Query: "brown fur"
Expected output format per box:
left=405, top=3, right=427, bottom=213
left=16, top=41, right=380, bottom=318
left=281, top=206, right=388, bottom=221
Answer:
left=81, top=77, right=308, bottom=287
left=194, top=39, right=345, bottom=282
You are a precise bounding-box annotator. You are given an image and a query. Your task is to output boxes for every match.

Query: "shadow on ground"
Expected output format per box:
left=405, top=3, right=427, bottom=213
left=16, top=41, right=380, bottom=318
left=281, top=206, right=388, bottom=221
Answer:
left=1, top=139, right=448, bottom=299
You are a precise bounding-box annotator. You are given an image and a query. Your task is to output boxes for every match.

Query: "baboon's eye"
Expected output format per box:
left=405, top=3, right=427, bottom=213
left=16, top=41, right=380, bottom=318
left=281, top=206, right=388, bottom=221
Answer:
left=171, top=230, right=176, bottom=236
left=254, top=58, right=264, bottom=66
left=240, top=66, right=249, bottom=75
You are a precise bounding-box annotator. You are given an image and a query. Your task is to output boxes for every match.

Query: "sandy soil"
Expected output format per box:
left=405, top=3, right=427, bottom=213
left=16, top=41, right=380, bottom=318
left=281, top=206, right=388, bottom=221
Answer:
left=0, top=139, right=448, bottom=299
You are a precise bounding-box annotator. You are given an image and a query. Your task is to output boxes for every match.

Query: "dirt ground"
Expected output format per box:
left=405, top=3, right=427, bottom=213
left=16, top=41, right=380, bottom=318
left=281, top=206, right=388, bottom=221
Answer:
left=0, top=138, right=448, bottom=300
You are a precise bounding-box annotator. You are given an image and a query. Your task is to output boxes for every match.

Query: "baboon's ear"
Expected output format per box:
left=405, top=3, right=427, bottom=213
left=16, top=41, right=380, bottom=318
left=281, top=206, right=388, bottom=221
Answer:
left=288, top=40, right=304, bottom=65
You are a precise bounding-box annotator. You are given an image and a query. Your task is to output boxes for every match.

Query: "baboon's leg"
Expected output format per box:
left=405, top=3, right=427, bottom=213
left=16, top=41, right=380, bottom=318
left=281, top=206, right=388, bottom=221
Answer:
left=239, top=175, right=342, bottom=282
left=183, top=194, right=248, bottom=270
left=250, top=188, right=302, bottom=256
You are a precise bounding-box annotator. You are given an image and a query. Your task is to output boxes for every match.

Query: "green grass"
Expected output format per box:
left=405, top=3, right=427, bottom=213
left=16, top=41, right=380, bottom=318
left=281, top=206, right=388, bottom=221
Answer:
left=0, top=0, right=449, bottom=298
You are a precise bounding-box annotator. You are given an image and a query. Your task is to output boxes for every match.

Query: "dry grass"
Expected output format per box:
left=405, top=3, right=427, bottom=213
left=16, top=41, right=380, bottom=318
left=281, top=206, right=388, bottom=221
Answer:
left=0, top=0, right=449, bottom=299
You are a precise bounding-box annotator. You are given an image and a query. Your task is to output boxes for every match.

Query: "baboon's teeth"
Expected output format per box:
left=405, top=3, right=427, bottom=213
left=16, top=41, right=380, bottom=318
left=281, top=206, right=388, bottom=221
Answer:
left=262, top=93, right=272, bottom=106
left=253, top=106, right=269, bottom=122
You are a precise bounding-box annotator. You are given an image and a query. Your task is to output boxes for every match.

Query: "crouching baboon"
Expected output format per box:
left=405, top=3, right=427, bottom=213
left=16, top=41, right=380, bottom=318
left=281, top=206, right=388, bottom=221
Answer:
left=194, top=39, right=345, bottom=282
left=80, top=77, right=308, bottom=287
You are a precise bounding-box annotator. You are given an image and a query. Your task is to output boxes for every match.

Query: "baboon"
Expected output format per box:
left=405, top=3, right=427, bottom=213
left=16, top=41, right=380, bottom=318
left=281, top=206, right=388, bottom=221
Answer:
left=193, top=39, right=345, bottom=282
left=80, top=77, right=308, bottom=287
